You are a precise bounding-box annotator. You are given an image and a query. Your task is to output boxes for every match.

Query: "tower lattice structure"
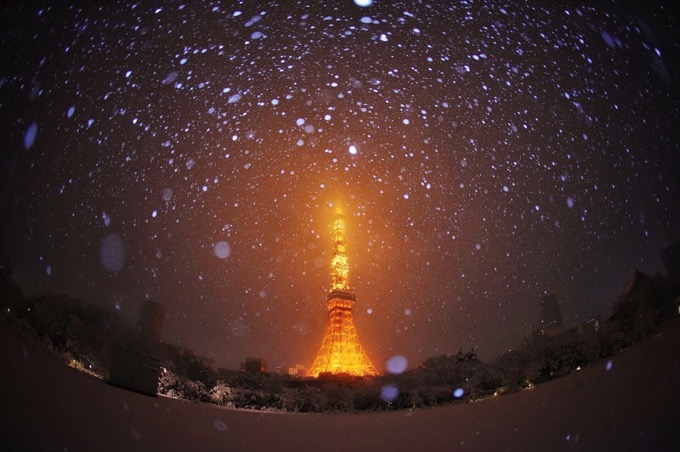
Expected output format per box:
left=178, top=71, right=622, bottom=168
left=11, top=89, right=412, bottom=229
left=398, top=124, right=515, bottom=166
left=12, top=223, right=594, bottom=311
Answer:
left=308, top=214, right=378, bottom=377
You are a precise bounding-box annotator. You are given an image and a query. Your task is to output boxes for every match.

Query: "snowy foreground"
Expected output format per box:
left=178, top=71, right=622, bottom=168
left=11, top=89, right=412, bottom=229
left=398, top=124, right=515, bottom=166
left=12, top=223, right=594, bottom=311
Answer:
left=1, top=321, right=679, bottom=451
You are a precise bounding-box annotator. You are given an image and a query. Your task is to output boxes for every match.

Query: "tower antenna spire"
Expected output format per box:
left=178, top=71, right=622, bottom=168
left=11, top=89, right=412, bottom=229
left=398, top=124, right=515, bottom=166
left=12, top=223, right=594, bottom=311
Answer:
left=330, top=214, right=350, bottom=292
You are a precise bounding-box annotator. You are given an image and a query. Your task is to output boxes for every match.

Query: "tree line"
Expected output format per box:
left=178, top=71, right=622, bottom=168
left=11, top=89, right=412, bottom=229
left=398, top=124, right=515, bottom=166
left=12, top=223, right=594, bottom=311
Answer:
left=2, top=267, right=678, bottom=413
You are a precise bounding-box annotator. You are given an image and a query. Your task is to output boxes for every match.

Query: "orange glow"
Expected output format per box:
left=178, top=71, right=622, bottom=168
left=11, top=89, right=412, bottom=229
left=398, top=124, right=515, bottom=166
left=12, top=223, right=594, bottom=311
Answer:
left=308, top=211, right=378, bottom=377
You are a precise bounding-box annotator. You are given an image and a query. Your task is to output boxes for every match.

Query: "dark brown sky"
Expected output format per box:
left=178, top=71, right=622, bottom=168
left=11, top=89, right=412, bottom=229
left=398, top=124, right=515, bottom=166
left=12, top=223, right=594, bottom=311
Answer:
left=1, top=0, right=679, bottom=371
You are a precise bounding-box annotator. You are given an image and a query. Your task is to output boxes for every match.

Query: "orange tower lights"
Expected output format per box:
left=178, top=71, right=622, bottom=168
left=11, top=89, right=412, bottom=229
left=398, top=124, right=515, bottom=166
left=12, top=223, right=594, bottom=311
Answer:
left=308, top=213, right=378, bottom=378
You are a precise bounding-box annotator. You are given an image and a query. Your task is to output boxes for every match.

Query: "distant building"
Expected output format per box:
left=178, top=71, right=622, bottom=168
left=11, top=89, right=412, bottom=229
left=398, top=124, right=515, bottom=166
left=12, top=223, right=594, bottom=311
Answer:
left=558, top=316, right=601, bottom=343
left=242, top=357, right=267, bottom=373
left=619, top=268, right=649, bottom=299
left=288, top=364, right=307, bottom=378
left=136, top=299, right=164, bottom=355
left=108, top=298, right=164, bottom=396
left=539, top=291, right=565, bottom=337
left=0, top=266, right=28, bottom=317
left=661, top=239, right=680, bottom=278
left=607, top=265, right=680, bottom=340
left=108, top=346, right=161, bottom=397
left=577, top=316, right=601, bottom=338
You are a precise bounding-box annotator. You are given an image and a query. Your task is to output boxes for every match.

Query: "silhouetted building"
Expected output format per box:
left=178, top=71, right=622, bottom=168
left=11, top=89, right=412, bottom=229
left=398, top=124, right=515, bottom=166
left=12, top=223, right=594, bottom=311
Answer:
left=661, top=239, right=680, bottom=278
left=108, top=298, right=164, bottom=396
left=577, top=316, right=601, bottom=338
left=242, top=357, right=267, bottom=372
left=539, top=291, right=565, bottom=337
left=619, top=268, right=649, bottom=300
left=288, top=364, right=306, bottom=377
left=558, top=316, right=601, bottom=342
left=136, top=299, right=164, bottom=351
left=108, top=346, right=161, bottom=397
left=0, top=266, right=28, bottom=317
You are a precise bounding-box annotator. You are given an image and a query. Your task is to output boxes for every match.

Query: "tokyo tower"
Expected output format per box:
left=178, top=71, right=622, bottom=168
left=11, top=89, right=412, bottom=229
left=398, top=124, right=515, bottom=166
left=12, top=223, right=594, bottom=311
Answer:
left=308, top=212, right=378, bottom=378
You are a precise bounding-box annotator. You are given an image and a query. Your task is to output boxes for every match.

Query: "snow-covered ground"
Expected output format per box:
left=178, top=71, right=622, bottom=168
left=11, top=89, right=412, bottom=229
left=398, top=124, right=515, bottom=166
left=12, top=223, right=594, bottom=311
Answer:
left=1, top=319, right=679, bottom=451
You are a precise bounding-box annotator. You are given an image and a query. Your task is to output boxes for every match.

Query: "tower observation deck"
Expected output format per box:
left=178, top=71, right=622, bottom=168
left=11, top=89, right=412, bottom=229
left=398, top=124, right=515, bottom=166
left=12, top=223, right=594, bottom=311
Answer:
left=308, top=214, right=378, bottom=377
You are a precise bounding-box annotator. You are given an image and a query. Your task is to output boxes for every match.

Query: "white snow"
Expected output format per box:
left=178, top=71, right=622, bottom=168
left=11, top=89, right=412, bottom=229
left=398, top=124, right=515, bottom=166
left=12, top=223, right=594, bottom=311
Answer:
left=23, top=122, right=38, bottom=150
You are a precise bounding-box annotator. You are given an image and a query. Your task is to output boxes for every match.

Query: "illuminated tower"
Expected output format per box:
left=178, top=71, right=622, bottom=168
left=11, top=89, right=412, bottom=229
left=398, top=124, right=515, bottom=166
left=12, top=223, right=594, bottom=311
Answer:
left=308, top=213, right=378, bottom=377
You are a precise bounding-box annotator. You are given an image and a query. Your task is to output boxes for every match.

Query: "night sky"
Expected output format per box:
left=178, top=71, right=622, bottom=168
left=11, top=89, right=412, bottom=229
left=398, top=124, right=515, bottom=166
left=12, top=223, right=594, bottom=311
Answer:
left=1, top=0, right=679, bottom=372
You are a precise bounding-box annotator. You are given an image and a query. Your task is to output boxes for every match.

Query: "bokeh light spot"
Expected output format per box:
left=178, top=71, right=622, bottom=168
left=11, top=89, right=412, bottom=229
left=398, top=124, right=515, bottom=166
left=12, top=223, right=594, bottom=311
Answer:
left=213, top=419, right=228, bottom=431
left=380, top=384, right=399, bottom=402
left=214, top=241, right=231, bottom=259
left=386, top=355, right=408, bottom=374
left=100, top=233, right=125, bottom=272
